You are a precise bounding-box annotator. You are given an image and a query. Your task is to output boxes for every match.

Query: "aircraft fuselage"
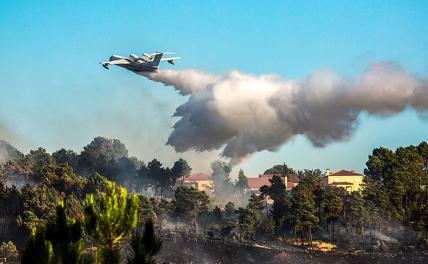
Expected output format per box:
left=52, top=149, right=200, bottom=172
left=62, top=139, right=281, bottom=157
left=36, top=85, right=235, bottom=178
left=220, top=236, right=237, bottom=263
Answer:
left=109, top=55, right=159, bottom=73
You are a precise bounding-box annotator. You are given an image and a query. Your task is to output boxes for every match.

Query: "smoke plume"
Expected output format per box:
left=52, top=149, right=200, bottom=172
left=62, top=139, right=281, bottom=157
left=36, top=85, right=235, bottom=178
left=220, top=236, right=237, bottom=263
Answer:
left=0, top=123, right=24, bottom=163
left=142, top=62, right=428, bottom=164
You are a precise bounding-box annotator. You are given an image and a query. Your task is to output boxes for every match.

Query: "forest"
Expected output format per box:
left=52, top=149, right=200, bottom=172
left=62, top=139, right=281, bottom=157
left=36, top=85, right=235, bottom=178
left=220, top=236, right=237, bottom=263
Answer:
left=0, top=137, right=428, bottom=263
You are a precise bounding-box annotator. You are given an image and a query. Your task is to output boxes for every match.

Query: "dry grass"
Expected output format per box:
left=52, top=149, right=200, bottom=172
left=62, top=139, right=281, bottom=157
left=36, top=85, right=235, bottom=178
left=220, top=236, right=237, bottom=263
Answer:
left=291, top=240, right=337, bottom=252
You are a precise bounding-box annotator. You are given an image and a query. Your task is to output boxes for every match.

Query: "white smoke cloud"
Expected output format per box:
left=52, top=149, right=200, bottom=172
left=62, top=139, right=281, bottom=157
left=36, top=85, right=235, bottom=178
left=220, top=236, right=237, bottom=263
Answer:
left=141, top=62, right=428, bottom=164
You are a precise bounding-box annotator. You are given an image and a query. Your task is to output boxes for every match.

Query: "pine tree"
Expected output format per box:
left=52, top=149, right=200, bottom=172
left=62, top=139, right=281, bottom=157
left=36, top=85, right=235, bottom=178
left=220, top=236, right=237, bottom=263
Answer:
left=224, top=201, right=236, bottom=218
left=21, top=225, right=52, bottom=264
left=84, top=181, right=138, bottom=264
left=344, top=192, right=366, bottom=236
left=287, top=188, right=319, bottom=247
left=127, top=219, right=162, bottom=264
left=235, top=169, right=249, bottom=191
left=260, top=175, right=290, bottom=230
left=322, top=186, right=346, bottom=240
left=46, top=202, right=84, bottom=264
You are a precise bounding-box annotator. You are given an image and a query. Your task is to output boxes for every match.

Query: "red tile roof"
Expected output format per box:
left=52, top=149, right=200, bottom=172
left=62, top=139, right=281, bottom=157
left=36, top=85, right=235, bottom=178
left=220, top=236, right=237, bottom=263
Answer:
left=185, top=173, right=211, bottom=181
left=247, top=174, right=285, bottom=190
left=260, top=173, right=283, bottom=178
left=287, top=174, right=300, bottom=183
left=329, top=170, right=363, bottom=176
left=247, top=177, right=272, bottom=190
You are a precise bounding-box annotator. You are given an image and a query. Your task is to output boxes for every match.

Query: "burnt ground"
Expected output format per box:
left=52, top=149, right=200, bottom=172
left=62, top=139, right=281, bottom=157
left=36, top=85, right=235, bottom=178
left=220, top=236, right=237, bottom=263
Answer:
left=157, top=239, right=428, bottom=264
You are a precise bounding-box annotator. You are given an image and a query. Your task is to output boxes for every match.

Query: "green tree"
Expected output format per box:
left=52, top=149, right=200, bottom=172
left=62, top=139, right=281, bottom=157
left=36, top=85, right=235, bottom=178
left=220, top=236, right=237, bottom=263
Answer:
left=264, top=163, right=296, bottom=175
left=287, top=187, right=319, bottom=247
left=364, top=143, right=428, bottom=228
left=174, top=186, right=209, bottom=219
left=322, top=186, right=346, bottom=240
left=21, top=225, right=52, bottom=264
left=224, top=201, right=236, bottom=218
left=237, top=207, right=261, bottom=241
left=19, top=184, right=60, bottom=231
left=211, top=160, right=233, bottom=201
left=127, top=219, right=162, bottom=264
left=298, top=170, right=324, bottom=224
left=260, top=215, right=275, bottom=240
left=84, top=173, right=108, bottom=195
left=173, top=186, right=210, bottom=234
left=344, top=191, right=367, bottom=236
left=147, top=159, right=175, bottom=197
left=364, top=147, right=396, bottom=183
left=78, top=137, right=128, bottom=176
left=137, top=195, right=156, bottom=222
left=84, top=181, right=138, bottom=264
left=362, top=178, right=391, bottom=234
left=136, top=163, right=150, bottom=191
left=260, top=175, right=290, bottom=230
left=0, top=241, right=18, bottom=260
left=211, top=206, right=223, bottom=221
left=155, top=199, right=174, bottom=228
left=171, top=158, right=192, bottom=185
left=235, top=169, right=249, bottom=191
left=53, top=149, right=78, bottom=170
left=46, top=203, right=84, bottom=264
left=247, top=193, right=265, bottom=212
left=1, top=147, right=55, bottom=185
left=237, top=194, right=265, bottom=241
left=147, top=159, right=163, bottom=187
left=106, top=157, right=139, bottom=188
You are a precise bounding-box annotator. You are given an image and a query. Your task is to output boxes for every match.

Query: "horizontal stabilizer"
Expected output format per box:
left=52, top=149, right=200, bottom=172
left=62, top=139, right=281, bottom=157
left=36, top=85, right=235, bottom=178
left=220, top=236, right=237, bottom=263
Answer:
left=152, top=51, right=175, bottom=56
left=99, top=62, right=109, bottom=69
left=161, top=57, right=181, bottom=65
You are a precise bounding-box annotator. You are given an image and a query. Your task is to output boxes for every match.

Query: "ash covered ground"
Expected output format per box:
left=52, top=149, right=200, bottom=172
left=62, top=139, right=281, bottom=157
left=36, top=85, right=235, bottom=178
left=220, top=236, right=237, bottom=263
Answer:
left=157, top=239, right=428, bottom=264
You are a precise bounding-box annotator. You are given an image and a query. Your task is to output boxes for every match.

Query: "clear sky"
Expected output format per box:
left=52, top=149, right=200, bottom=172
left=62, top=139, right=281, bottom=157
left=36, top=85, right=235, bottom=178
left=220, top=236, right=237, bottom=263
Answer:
left=1, top=1, right=428, bottom=178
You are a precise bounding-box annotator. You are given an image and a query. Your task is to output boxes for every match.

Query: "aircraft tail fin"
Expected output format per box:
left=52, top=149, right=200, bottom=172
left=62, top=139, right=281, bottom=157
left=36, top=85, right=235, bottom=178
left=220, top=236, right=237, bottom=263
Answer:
left=150, top=52, right=163, bottom=66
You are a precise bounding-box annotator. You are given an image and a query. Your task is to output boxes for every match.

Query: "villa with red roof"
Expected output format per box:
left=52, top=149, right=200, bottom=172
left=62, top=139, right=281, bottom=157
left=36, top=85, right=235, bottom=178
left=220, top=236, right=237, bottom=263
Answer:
left=179, top=172, right=300, bottom=198
left=322, top=169, right=364, bottom=192
left=181, top=173, right=214, bottom=195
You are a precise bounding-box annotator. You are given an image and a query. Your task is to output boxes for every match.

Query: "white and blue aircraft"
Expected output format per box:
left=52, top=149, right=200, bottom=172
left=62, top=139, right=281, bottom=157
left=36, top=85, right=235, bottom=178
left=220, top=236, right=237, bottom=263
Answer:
left=99, top=51, right=180, bottom=73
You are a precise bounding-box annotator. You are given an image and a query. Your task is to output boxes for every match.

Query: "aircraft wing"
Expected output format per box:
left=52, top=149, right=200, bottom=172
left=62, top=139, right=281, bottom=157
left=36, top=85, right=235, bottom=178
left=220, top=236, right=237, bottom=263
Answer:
left=99, top=58, right=130, bottom=69
left=106, top=59, right=130, bottom=65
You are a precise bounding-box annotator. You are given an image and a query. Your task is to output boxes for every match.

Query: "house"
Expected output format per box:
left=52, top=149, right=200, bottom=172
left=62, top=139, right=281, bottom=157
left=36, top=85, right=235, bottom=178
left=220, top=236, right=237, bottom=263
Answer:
left=247, top=173, right=300, bottom=194
left=181, top=173, right=214, bottom=195
left=322, top=169, right=364, bottom=192
left=287, top=174, right=300, bottom=190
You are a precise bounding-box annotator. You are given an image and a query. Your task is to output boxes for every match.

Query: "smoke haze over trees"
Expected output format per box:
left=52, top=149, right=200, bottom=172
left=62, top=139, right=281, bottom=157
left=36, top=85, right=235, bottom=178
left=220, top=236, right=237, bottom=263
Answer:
left=0, top=137, right=428, bottom=262
left=0, top=140, right=23, bottom=163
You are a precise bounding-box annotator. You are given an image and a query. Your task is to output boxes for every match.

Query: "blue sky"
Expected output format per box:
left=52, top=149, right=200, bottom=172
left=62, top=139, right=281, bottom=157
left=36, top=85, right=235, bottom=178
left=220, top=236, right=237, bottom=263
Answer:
left=1, top=1, right=427, bottom=177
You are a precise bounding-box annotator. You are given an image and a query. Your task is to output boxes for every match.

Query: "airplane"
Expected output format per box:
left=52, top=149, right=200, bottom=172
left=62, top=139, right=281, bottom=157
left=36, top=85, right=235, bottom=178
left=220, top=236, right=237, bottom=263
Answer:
left=99, top=51, right=180, bottom=73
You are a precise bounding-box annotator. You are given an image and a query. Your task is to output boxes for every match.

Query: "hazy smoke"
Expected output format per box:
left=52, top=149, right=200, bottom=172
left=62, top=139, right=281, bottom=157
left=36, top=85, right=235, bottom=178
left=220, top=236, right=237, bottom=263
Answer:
left=142, top=62, right=428, bottom=164
left=0, top=123, right=23, bottom=163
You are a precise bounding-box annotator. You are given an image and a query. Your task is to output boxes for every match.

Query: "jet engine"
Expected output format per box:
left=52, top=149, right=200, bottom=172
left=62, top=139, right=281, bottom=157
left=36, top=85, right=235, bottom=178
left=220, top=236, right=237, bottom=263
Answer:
left=142, top=53, right=152, bottom=61
left=129, top=54, right=139, bottom=60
